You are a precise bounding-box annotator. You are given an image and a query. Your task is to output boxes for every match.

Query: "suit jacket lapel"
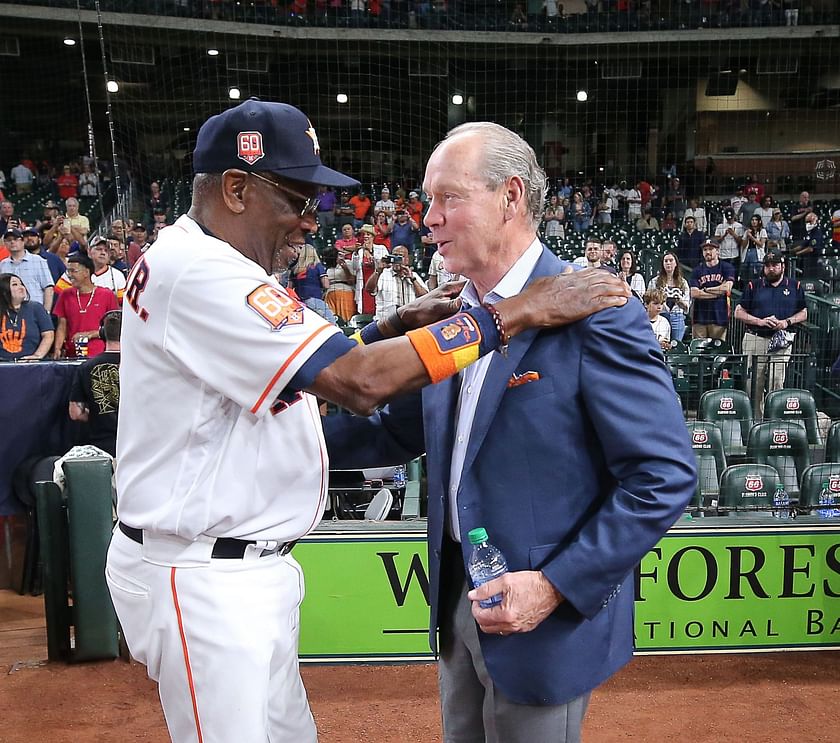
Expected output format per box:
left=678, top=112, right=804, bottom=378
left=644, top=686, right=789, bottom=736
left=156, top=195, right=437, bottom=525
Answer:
left=459, top=247, right=564, bottom=478
left=423, top=375, right=459, bottom=494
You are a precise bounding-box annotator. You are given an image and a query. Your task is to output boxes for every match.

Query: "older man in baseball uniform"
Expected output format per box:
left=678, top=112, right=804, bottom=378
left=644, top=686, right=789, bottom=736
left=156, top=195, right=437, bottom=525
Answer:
left=106, top=98, right=631, bottom=743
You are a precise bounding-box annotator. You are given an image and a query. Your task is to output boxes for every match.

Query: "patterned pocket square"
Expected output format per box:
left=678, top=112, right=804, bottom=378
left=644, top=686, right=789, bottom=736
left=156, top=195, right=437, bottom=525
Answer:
left=507, top=371, right=541, bottom=389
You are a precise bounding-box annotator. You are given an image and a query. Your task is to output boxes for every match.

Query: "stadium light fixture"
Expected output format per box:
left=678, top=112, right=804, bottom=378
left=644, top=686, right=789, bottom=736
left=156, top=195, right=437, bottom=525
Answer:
left=336, top=93, right=348, bottom=104
left=228, top=87, right=241, bottom=100
left=63, top=37, right=76, bottom=47
left=106, top=80, right=119, bottom=93
left=576, top=90, right=588, bottom=102
left=183, top=127, right=191, bottom=132
left=207, top=49, right=220, bottom=57
left=452, top=94, right=464, bottom=106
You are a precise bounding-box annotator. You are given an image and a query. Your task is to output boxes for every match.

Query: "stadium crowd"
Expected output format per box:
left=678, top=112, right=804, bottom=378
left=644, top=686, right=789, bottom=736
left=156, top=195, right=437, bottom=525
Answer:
left=33, top=0, right=838, bottom=31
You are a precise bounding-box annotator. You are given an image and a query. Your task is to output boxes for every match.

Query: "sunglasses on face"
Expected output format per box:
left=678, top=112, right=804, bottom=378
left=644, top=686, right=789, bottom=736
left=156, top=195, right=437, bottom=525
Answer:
left=249, top=172, right=320, bottom=218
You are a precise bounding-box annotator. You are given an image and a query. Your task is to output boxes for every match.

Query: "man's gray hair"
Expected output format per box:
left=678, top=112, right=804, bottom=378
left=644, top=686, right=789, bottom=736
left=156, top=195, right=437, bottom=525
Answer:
left=192, top=173, right=222, bottom=204
left=443, top=122, right=547, bottom=229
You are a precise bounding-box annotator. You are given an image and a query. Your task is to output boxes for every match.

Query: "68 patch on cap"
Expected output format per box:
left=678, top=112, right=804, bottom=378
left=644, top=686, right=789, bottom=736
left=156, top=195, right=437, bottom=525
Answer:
left=193, top=98, right=359, bottom=188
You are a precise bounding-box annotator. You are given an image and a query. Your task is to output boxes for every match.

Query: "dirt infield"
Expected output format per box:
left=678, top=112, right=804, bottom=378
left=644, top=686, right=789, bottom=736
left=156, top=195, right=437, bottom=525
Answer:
left=1, top=651, right=838, bottom=742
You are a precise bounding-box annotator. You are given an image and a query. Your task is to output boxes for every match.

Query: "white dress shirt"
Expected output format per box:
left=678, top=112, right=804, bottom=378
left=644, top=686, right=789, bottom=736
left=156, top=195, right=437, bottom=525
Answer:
left=447, top=238, right=543, bottom=541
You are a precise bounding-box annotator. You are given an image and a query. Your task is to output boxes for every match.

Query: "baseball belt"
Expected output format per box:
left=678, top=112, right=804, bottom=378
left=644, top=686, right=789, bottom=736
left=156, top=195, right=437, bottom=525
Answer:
left=118, top=522, right=297, bottom=559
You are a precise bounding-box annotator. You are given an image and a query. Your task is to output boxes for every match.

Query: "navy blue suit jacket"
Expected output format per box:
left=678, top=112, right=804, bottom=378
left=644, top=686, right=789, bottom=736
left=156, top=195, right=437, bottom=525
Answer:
left=325, top=247, right=696, bottom=705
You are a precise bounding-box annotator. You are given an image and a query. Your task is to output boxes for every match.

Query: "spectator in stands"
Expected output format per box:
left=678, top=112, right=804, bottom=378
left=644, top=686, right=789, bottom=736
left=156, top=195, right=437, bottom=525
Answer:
left=832, top=204, right=840, bottom=256
left=322, top=248, right=356, bottom=323
left=594, top=190, right=613, bottom=225
left=714, top=208, right=744, bottom=274
left=0, top=228, right=54, bottom=311
left=373, top=210, right=393, bottom=250
left=374, top=186, right=396, bottom=216
left=64, top=197, right=90, bottom=240
left=755, top=195, right=774, bottom=228
left=126, top=223, right=149, bottom=268
left=600, top=239, right=618, bottom=270
left=352, top=225, right=387, bottom=315
left=626, top=182, right=643, bottom=221
left=569, top=191, right=591, bottom=232
left=0, top=273, right=53, bottom=361
left=406, top=190, right=424, bottom=225
left=744, top=175, right=765, bottom=201
left=390, top=207, right=419, bottom=252
left=740, top=214, right=768, bottom=283
left=88, top=236, right=127, bottom=302
left=682, top=198, right=707, bottom=233
left=36, top=200, right=59, bottom=234
left=636, top=207, right=659, bottom=231
left=145, top=181, right=168, bottom=223
left=643, top=288, right=671, bottom=351
left=690, top=240, right=735, bottom=340
left=618, top=250, right=645, bottom=297
left=543, top=195, right=564, bottom=238
left=427, top=248, right=463, bottom=290
left=78, top=163, right=98, bottom=198
left=10, top=159, right=34, bottom=194
left=52, top=253, right=119, bottom=359
left=738, top=190, right=761, bottom=228
left=789, top=190, right=813, bottom=242
left=574, top=237, right=604, bottom=269
left=766, top=207, right=791, bottom=250
left=364, top=244, right=428, bottom=321
left=664, top=177, right=686, bottom=221
left=68, top=310, right=122, bottom=456
left=790, top=211, right=824, bottom=277
left=734, top=251, right=806, bottom=418
left=0, top=169, right=5, bottom=193
left=55, top=165, right=79, bottom=201
left=648, top=251, right=691, bottom=343
left=107, top=236, right=129, bottom=274
left=729, top=185, right=747, bottom=217
left=22, top=226, right=64, bottom=284
left=0, top=200, right=19, bottom=237
left=335, top=223, right=359, bottom=255
left=677, top=215, right=705, bottom=268
left=335, top=190, right=356, bottom=228
left=316, top=186, right=337, bottom=230
left=347, top=189, right=371, bottom=228
left=290, top=243, right=335, bottom=322
left=660, top=210, right=678, bottom=231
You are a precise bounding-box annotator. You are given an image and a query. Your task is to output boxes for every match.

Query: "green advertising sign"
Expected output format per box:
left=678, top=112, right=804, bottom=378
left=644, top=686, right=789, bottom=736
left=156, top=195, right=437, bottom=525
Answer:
left=297, top=526, right=840, bottom=662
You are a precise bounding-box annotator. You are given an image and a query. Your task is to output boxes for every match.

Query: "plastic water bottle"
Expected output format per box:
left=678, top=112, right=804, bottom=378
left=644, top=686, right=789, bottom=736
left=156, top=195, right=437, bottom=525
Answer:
left=772, top=483, right=790, bottom=520
left=392, top=464, right=406, bottom=489
left=817, top=481, right=837, bottom=519
left=467, top=527, right=508, bottom=608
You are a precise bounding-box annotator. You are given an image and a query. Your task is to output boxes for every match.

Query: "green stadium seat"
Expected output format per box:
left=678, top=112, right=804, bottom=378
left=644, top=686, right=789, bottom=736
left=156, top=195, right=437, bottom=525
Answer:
left=718, top=463, right=783, bottom=517
left=763, top=388, right=822, bottom=446
left=799, top=463, right=840, bottom=517
left=825, top=421, right=840, bottom=462
left=698, top=388, right=753, bottom=458
left=746, top=421, right=811, bottom=498
left=687, top=421, right=726, bottom=504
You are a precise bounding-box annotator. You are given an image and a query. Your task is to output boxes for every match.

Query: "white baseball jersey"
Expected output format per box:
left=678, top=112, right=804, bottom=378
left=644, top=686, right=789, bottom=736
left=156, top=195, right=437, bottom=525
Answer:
left=116, top=215, right=347, bottom=542
left=92, top=265, right=127, bottom=299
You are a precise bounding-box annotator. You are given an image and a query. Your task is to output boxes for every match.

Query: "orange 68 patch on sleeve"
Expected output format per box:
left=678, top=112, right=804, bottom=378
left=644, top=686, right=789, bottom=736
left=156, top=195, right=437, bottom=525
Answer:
left=246, top=284, right=305, bottom=330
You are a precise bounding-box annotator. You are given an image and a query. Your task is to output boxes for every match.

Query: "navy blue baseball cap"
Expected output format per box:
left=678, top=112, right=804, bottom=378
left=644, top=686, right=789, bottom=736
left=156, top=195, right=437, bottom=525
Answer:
left=193, top=98, right=358, bottom=188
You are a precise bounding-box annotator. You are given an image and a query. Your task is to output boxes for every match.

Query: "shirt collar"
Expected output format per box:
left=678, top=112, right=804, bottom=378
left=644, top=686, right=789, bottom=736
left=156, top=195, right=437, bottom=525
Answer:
left=462, top=238, right=543, bottom=307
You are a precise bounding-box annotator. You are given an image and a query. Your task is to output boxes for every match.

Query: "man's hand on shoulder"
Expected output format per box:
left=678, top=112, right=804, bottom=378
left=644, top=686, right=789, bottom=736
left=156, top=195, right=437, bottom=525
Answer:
left=503, top=268, right=630, bottom=336
left=469, top=570, right=564, bottom=636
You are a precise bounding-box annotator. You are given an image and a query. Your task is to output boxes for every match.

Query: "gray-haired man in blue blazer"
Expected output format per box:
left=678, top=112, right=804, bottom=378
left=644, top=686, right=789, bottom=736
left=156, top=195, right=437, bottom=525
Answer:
left=325, top=122, right=696, bottom=743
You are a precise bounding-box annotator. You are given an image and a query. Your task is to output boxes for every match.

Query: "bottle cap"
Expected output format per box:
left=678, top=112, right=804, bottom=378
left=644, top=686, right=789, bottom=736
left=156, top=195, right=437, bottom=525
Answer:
left=822, top=482, right=830, bottom=487
left=467, top=527, right=488, bottom=545
left=775, top=483, right=784, bottom=490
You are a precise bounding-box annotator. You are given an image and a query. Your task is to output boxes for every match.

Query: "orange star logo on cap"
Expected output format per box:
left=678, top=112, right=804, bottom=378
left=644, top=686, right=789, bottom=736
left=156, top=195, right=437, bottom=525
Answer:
left=305, top=123, right=320, bottom=156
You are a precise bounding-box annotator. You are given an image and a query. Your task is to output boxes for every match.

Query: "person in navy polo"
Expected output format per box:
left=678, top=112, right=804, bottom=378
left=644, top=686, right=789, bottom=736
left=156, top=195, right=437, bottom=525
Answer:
left=734, top=250, right=807, bottom=417
left=690, top=240, right=735, bottom=340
